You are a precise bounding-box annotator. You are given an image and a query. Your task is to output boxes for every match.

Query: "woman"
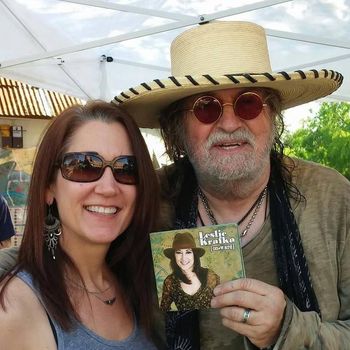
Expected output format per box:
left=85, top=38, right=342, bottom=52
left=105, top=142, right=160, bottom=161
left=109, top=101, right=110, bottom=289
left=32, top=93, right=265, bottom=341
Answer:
left=160, top=232, right=219, bottom=311
left=0, top=101, right=161, bottom=349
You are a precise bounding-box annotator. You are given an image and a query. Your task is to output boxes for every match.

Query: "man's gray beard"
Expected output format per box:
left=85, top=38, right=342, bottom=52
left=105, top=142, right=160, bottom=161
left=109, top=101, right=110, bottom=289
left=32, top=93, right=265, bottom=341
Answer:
left=184, top=128, right=274, bottom=198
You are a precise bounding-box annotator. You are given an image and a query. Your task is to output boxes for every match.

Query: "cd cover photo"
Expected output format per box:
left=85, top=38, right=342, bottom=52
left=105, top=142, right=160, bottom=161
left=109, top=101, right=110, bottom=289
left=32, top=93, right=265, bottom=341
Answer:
left=150, top=223, right=245, bottom=312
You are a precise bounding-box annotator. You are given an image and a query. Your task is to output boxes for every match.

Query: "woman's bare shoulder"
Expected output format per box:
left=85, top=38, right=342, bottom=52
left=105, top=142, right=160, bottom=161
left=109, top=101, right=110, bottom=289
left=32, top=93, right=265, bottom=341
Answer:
left=0, top=276, right=57, bottom=349
left=1, top=275, right=41, bottom=310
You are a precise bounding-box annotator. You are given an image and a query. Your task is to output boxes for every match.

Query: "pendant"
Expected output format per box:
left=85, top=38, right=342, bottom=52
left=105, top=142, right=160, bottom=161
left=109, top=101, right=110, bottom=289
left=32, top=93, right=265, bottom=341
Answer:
left=103, top=297, right=117, bottom=305
left=240, top=229, right=248, bottom=237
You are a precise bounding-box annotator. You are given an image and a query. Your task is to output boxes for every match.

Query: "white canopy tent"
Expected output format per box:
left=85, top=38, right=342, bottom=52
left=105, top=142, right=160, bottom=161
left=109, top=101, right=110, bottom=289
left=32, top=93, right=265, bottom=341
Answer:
left=1, top=0, right=349, bottom=106
left=2, top=0, right=349, bottom=165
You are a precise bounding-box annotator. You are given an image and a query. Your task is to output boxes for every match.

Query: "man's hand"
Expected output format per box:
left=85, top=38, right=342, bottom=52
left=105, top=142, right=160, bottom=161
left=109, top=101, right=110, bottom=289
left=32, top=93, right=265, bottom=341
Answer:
left=211, top=278, right=286, bottom=349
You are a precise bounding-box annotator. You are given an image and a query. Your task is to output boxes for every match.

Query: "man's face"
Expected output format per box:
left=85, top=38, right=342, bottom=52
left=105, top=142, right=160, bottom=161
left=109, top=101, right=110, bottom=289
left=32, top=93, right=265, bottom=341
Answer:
left=182, top=88, right=275, bottom=193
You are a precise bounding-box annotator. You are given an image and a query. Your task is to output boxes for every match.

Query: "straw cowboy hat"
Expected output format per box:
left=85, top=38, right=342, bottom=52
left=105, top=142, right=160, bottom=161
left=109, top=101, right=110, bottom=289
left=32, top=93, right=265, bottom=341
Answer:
left=164, top=232, right=205, bottom=258
left=112, top=21, right=343, bottom=128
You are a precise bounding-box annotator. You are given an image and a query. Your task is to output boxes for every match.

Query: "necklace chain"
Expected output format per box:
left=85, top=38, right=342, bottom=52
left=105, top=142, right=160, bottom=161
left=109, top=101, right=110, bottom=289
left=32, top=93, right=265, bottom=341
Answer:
left=240, top=187, right=267, bottom=237
left=198, top=188, right=218, bottom=225
left=91, top=294, right=117, bottom=305
left=198, top=186, right=268, bottom=238
left=66, top=278, right=117, bottom=306
left=67, top=278, right=112, bottom=294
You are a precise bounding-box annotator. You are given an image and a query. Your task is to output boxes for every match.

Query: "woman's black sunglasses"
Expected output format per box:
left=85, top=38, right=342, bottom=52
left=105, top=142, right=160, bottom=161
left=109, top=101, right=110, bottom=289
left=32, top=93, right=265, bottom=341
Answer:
left=59, top=152, right=138, bottom=185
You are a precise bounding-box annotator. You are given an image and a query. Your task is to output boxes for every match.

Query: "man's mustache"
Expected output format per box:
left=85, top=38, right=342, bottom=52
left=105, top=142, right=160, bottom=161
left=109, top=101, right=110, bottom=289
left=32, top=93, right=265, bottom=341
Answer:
left=205, top=129, right=256, bottom=149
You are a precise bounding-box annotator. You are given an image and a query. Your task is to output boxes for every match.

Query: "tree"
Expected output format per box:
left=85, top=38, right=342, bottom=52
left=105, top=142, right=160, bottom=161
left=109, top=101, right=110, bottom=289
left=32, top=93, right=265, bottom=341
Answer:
left=284, top=101, right=350, bottom=180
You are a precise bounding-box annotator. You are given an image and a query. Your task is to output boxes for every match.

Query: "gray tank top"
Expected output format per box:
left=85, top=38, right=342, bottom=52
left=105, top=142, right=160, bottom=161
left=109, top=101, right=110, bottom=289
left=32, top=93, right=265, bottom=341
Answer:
left=17, top=270, right=157, bottom=350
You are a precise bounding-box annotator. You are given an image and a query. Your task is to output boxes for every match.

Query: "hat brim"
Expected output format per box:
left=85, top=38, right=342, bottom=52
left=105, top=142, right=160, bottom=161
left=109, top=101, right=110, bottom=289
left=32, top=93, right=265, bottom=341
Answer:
left=113, top=69, right=343, bottom=128
left=164, top=247, right=206, bottom=258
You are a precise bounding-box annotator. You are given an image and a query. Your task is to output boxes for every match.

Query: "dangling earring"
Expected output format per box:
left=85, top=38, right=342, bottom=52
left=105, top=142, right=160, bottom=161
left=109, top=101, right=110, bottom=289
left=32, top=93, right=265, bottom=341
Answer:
left=176, top=141, right=186, bottom=157
left=44, top=204, right=61, bottom=260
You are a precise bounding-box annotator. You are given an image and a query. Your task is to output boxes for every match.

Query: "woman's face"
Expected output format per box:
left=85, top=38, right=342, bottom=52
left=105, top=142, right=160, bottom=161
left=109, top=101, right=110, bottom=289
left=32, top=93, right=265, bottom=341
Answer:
left=47, top=120, right=137, bottom=250
left=175, top=248, right=194, bottom=272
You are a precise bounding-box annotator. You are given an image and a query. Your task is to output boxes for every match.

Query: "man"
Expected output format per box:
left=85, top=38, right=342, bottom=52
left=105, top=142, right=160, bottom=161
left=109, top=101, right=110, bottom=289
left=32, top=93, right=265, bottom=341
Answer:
left=0, top=195, right=15, bottom=249
left=113, top=21, right=349, bottom=349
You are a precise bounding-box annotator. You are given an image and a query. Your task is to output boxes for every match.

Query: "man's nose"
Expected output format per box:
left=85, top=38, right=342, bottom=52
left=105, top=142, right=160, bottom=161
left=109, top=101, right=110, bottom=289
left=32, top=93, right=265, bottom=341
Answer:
left=216, top=102, right=244, bottom=131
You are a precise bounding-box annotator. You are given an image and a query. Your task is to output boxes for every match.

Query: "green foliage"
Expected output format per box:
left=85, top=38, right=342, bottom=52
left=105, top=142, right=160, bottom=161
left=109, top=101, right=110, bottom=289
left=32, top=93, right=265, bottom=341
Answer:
left=284, top=101, right=350, bottom=180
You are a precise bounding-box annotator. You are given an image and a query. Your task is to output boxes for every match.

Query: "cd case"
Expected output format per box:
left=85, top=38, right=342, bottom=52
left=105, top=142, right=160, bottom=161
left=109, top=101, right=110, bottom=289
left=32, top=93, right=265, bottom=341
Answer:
left=150, top=223, right=245, bottom=311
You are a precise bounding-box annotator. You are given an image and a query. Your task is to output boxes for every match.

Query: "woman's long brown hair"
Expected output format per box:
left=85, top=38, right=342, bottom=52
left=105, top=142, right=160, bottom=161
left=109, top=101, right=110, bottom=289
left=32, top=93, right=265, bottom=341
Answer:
left=0, top=101, right=160, bottom=333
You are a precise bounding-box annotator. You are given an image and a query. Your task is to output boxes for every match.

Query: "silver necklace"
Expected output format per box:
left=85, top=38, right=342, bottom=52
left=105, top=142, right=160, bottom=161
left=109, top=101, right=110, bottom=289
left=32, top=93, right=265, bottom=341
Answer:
left=198, top=186, right=268, bottom=238
left=91, top=294, right=117, bottom=306
left=67, top=279, right=117, bottom=306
